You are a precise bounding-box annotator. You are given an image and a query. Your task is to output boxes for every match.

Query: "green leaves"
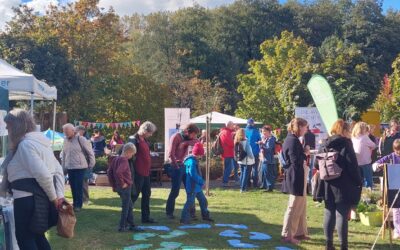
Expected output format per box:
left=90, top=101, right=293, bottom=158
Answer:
left=236, top=31, right=315, bottom=127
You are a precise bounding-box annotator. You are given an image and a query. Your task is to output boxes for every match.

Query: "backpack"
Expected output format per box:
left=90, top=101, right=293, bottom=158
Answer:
left=316, top=148, right=342, bottom=181
left=234, top=142, right=247, bottom=161
left=211, top=134, right=224, bottom=156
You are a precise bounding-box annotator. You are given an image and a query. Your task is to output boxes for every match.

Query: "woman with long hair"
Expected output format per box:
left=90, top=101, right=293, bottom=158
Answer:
left=0, top=109, right=65, bottom=249
left=281, top=117, right=310, bottom=245
left=317, top=119, right=362, bottom=250
left=351, top=122, right=376, bottom=188
left=234, top=128, right=255, bottom=193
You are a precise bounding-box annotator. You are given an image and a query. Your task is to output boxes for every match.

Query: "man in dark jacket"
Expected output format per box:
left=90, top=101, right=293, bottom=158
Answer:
left=379, top=118, right=400, bottom=157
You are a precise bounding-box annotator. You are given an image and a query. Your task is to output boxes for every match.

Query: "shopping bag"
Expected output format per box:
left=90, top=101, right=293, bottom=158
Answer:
left=57, top=201, right=76, bottom=238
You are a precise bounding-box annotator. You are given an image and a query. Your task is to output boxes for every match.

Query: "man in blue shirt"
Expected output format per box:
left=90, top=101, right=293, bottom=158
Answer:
left=259, top=126, right=277, bottom=191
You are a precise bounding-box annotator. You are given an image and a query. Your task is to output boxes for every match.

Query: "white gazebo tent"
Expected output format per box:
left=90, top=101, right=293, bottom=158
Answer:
left=190, top=111, right=261, bottom=195
left=0, top=58, right=58, bottom=143
left=190, top=111, right=261, bottom=129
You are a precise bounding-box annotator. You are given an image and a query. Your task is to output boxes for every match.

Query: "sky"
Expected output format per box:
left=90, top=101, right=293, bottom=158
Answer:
left=1, top=0, right=399, bottom=29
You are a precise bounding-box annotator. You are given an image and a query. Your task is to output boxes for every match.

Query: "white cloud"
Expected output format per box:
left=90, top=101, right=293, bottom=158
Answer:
left=0, top=0, right=234, bottom=30
left=0, top=0, right=20, bottom=30
left=98, top=0, right=234, bottom=16
left=25, top=0, right=59, bottom=14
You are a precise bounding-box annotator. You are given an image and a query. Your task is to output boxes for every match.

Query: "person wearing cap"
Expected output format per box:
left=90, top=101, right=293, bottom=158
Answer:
left=180, top=142, right=213, bottom=224
left=245, top=118, right=261, bottom=188
left=74, top=125, right=93, bottom=205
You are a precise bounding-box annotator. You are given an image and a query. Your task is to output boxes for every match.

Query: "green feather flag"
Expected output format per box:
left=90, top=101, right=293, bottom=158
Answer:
left=307, top=75, right=338, bottom=134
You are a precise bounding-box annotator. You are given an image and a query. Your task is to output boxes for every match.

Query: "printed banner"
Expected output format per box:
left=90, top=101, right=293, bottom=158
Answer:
left=164, top=108, right=190, bottom=161
left=295, top=107, right=329, bottom=146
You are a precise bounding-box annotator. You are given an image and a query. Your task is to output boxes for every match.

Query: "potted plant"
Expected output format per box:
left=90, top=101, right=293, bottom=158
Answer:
left=357, top=189, right=383, bottom=227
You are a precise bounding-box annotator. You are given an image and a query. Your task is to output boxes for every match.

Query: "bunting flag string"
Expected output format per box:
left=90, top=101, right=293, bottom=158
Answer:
left=74, top=120, right=141, bottom=129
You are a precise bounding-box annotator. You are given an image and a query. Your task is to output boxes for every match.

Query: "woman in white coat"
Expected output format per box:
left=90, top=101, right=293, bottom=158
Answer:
left=0, top=109, right=64, bottom=250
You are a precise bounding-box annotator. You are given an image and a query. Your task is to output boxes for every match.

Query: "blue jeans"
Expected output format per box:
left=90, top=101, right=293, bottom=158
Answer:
left=223, top=157, right=235, bottom=184
left=117, top=187, right=134, bottom=229
left=360, top=164, right=373, bottom=188
left=240, top=165, right=251, bottom=191
left=263, top=163, right=278, bottom=190
left=250, top=157, right=260, bottom=187
left=181, top=191, right=209, bottom=222
left=68, top=168, right=86, bottom=209
left=166, top=166, right=186, bottom=216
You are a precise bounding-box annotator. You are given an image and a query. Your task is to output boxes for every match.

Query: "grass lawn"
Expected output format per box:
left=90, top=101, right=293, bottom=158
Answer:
left=47, top=186, right=398, bottom=250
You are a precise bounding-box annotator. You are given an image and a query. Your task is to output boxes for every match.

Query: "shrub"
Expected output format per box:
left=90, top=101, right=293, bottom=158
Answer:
left=199, top=157, right=223, bottom=180
left=93, top=156, right=109, bottom=173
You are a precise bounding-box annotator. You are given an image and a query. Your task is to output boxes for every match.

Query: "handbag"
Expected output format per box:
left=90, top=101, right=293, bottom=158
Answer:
left=57, top=200, right=77, bottom=238
left=77, top=136, right=91, bottom=166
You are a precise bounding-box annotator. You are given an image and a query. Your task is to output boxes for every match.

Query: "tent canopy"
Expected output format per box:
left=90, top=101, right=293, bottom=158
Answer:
left=190, top=111, right=261, bottom=129
left=0, top=59, right=57, bottom=101
left=42, top=129, right=64, bottom=151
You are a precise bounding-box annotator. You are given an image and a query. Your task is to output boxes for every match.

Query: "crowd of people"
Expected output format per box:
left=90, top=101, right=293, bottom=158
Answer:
left=2, top=108, right=400, bottom=250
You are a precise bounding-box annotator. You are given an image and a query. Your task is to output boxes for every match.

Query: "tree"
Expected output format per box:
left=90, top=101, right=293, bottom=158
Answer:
left=284, top=0, right=345, bottom=47
left=236, top=31, right=315, bottom=127
left=317, top=35, right=381, bottom=120
left=373, top=74, right=398, bottom=122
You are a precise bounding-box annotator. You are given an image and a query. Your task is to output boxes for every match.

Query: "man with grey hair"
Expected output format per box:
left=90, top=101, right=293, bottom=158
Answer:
left=62, top=123, right=95, bottom=212
left=74, top=125, right=92, bottom=205
left=219, top=121, right=236, bottom=187
left=128, top=121, right=157, bottom=223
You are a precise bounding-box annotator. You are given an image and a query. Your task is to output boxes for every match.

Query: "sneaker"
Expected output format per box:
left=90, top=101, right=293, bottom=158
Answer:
left=73, top=207, right=81, bottom=212
left=118, top=227, right=129, bottom=233
left=295, top=235, right=311, bottom=241
left=128, top=225, right=144, bottom=232
left=180, top=219, right=191, bottom=225
left=281, top=236, right=300, bottom=245
left=166, top=214, right=175, bottom=219
left=202, top=217, right=214, bottom=222
left=142, top=218, right=156, bottom=224
left=222, top=183, right=229, bottom=188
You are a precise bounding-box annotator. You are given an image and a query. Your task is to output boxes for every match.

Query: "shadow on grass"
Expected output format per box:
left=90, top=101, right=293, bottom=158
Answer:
left=50, top=188, right=400, bottom=250
left=48, top=198, right=321, bottom=250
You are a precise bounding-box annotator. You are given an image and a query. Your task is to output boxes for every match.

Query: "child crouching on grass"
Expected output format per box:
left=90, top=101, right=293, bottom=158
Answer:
left=180, top=142, right=214, bottom=224
left=373, top=139, right=400, bottom=239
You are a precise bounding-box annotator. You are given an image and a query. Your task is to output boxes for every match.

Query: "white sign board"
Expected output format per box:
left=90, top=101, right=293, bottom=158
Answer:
left=0, top=110, right=7, bottom=136
left=388, top=164, right=400, bottom=190
left=164, top=108, right=190, bottom=161
left=295, top=107, right=328, bottom=146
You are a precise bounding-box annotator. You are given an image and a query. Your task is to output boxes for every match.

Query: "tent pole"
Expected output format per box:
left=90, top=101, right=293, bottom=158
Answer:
left=205, top=116, right=210, bottom=196
left=52, top=101, right=57, bottom=149
left=30, top=92, right=34, bottom=115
